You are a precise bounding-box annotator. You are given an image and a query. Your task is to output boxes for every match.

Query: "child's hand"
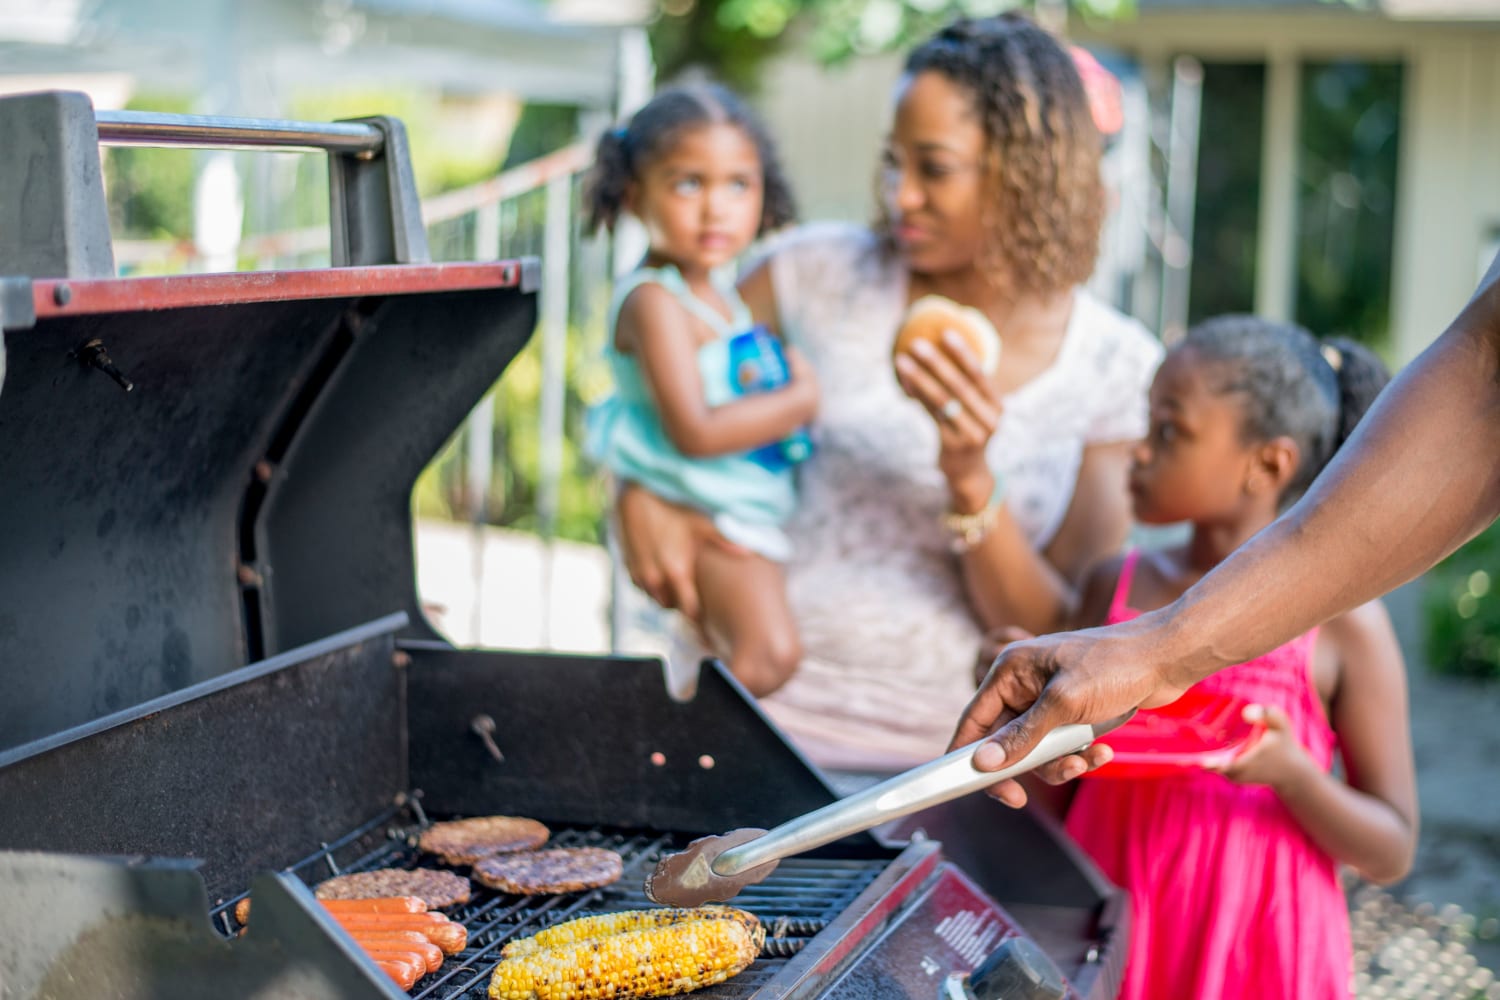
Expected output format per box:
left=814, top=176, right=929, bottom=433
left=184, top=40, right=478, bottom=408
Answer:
left=786, top=345, right=818, bottom=389
left=784, top=345, right=820, bottom=419
left=1210, top=704, right=1309, bottom=791
left=974, top=626, right=1035, bottom=689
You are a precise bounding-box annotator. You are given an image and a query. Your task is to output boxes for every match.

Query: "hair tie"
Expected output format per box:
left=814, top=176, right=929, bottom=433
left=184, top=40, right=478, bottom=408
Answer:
left=612, top=126, right=629, bottom=142
left=1321, top=343, right=1344, bottom=373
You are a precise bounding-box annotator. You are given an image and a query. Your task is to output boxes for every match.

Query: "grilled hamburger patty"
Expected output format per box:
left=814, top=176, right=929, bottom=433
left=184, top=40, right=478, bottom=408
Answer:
left=417, top=815, right=551, bottom=864
left=472, top=847, right=624, bottom=895
left=314, top=868, right=472, bottom=908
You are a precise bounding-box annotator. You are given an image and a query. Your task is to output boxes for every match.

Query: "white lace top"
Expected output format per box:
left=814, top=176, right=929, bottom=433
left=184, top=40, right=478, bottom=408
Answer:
left=756, top=223, right=1163, bottom=771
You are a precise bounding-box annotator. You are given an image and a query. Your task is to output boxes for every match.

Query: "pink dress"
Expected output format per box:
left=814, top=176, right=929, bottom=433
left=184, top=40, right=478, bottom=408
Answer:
left=1066, top=551, right=1351, bottom=1000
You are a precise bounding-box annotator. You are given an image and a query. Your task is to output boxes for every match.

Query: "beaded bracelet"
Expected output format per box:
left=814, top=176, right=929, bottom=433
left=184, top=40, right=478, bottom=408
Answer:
left=941, top=477, right=1007, bottom=553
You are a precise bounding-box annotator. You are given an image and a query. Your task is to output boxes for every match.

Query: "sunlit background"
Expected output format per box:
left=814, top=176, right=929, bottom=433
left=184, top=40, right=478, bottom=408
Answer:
left=2, top=4, right=1499, bottom=991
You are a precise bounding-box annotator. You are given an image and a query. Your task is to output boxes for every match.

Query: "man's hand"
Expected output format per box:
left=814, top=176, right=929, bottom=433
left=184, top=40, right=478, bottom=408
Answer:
left=953, top=622, right=1189, bottom=806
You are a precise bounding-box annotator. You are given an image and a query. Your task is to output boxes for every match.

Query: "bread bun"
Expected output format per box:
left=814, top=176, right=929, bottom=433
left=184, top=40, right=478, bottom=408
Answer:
left=892, top=296, right=1002, bottom=375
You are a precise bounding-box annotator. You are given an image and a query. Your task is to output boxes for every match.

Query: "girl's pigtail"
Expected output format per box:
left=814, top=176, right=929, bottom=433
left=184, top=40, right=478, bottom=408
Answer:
left=1321, top=336, right=1391, bottom=451
left=583, top=128, right=632, bottom=237
left=758, top=146, right=798, bottom=233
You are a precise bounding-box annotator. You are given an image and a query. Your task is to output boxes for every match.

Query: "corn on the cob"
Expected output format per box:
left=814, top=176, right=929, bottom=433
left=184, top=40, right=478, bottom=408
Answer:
left=501, top=906, right=760, bottom=959
left=488, top=913, right=763, bottom=1000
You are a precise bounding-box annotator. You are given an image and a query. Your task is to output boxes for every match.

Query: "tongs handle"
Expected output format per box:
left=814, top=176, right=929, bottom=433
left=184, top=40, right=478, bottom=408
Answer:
left=712, top=723, right=1099, bottom=877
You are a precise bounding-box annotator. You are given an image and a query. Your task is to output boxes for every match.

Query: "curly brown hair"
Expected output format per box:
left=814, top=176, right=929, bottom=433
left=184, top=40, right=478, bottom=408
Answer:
left=898, top=14, right=1104, bottom=297
left=583, top=82, right=797, bottom=238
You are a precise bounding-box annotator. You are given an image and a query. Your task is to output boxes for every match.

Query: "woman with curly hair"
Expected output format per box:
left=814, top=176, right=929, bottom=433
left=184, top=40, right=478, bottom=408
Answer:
left=617, top=14, right=1162, bottom=775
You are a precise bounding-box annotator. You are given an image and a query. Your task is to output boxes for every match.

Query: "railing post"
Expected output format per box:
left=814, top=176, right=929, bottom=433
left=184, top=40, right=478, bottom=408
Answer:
left=464, top=197, right=506, bottom=646
left=537, top=172, right=572, bottom=648
left=475, top=201, right=502, bottom=262
left=465, top=395, right=495, bottom=646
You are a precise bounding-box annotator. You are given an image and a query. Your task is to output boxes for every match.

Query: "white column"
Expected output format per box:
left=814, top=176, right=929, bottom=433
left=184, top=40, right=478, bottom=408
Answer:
left=1391, top=39, right=1498, bottom=366
left=609, top=27, right=656, bottom=653
left=611, top=27, right=653, bottom=282
left=192, top=0, right=243, bottom=274
left=193, top=152, right=244, bottom=273
left=1254, top=51, right=1301, bottom=323
left=1159, top=56, right=1203, bottom=343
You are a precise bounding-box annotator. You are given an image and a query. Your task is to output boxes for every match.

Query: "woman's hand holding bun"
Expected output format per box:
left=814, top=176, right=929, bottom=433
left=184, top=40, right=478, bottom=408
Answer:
left=892, top=296, right=1003, bottom=376
left=892, top=296, right=1005, bottom=501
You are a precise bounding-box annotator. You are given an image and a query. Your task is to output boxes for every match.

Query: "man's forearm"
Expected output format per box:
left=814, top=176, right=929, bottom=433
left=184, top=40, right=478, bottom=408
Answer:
left=1151, top=265, right=1500, bottom=684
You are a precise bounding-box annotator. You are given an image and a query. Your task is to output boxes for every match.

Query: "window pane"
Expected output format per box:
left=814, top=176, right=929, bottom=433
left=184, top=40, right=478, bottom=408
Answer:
left=1295, top=61, right=1403, bottom=348
left=1188, top=62, right=1265, bottom=325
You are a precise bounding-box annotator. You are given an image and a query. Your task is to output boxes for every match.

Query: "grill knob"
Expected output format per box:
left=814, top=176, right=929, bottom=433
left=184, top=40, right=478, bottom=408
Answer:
left=946, top=936, right=1068, bottom=1000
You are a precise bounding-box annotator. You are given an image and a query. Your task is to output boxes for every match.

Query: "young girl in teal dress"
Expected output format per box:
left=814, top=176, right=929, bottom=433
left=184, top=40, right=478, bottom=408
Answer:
left=583, top=84, right=814, bottom=697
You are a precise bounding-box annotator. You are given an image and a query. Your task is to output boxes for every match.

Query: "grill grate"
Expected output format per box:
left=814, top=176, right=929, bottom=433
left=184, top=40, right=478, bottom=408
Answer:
left=213, top=805, right=888, bottom=999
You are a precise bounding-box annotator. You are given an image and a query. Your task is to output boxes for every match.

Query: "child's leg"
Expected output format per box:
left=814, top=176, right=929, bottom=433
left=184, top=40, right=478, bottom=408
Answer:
left=695, top=545, right=802, bottom=698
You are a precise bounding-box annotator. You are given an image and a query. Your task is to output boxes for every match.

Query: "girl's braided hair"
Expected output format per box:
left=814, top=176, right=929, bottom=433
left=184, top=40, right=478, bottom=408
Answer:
left=1183, top=315, right=1391, bottom=510
left=583, top=82, right=796, bottom=237
left=898, top=14, right=1105, bottom=296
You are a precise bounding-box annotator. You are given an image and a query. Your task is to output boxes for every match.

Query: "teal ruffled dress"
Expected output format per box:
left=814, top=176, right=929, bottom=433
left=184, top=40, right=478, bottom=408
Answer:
left=586, top=265, right=799, bottom=561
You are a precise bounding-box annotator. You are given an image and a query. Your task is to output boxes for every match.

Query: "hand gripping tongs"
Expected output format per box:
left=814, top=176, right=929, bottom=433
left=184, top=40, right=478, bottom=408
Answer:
left=645, top=712, right=1135, bottom=906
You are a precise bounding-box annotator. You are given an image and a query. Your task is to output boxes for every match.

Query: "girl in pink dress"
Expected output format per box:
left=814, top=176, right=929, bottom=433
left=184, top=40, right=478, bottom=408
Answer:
left=1062, top=315, right=1419, bottom=1000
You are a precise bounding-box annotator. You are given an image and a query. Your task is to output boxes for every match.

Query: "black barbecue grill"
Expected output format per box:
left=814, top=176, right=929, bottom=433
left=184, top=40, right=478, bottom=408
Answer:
left=0, top=92, right=1129, bottom=1000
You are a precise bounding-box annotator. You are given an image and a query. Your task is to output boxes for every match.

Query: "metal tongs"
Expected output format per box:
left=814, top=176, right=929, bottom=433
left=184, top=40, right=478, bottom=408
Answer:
left=645, top=712, right=1135, bottom=906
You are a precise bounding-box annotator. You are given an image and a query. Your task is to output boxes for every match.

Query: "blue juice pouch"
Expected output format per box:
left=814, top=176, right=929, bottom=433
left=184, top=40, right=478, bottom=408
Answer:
left=725, top=325, right=815, bottom=473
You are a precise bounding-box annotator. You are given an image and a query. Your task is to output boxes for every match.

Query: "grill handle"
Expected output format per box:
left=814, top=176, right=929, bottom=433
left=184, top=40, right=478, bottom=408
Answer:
left=713, top=718, right=1126, bottom=878
left=90, top=104, right=427, bottom=267
left=0, top=90, right=428, bottom=279
left=95, top=109, right=386, bottom=156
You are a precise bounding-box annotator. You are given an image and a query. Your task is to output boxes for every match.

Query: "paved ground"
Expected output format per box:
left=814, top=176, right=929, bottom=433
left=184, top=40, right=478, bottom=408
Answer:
left=1375, top=582, right=1500, bottom=993
left=415, top=521, right=1500, bottom=994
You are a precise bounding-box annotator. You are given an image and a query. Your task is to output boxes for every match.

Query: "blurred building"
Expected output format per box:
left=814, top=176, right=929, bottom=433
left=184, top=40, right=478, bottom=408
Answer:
left=0, top=0, right=649, bottom=110
left=0, top=0, right=652, bottom=268
left=754, top=0, right=1500, bottom=362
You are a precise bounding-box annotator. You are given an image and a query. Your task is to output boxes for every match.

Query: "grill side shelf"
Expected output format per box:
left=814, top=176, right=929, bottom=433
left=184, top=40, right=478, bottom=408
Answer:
left=759, top=839, right=945, bottom=999
left=0, top=853, right=402, bottom=1000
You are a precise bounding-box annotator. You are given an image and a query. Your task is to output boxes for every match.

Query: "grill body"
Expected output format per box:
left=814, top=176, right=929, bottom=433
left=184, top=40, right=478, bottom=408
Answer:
left=0, top=92, right=1129, bottom=1000
left=0, top=617, right=1127, bottom=1000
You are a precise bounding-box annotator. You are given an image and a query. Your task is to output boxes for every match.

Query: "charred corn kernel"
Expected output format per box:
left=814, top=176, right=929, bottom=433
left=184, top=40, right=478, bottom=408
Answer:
left=501, top=906, right=760, bottom=959
left=488, top=916, right=762, bottom=1000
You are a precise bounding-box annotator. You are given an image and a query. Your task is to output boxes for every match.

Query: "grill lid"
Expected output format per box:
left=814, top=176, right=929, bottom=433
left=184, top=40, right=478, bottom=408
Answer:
left=0, top=91, right=539, bottom=751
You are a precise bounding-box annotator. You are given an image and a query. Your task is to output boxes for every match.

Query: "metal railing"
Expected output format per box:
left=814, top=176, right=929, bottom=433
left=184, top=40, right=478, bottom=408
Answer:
left=426, top=142, right=601, bottom=649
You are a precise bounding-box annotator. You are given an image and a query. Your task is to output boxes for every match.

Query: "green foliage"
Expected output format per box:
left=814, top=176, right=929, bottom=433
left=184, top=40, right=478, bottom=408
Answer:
left=104, top=92, right=196, bottom=241
left=652, top=0, right=790, bottom=91
left=411, top=315, right=611, bottom=545
left=1188, top=63, right=1266, bottom=324
left=286, top=88, right=502, bottom=197
left=503, top=104, right=584, bottom=169
left=650, top=0, right=1135, bottom=89
left=1293, top=61, right=1404, bottom=351
left=1423, top=521, right=1500, bottom=680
